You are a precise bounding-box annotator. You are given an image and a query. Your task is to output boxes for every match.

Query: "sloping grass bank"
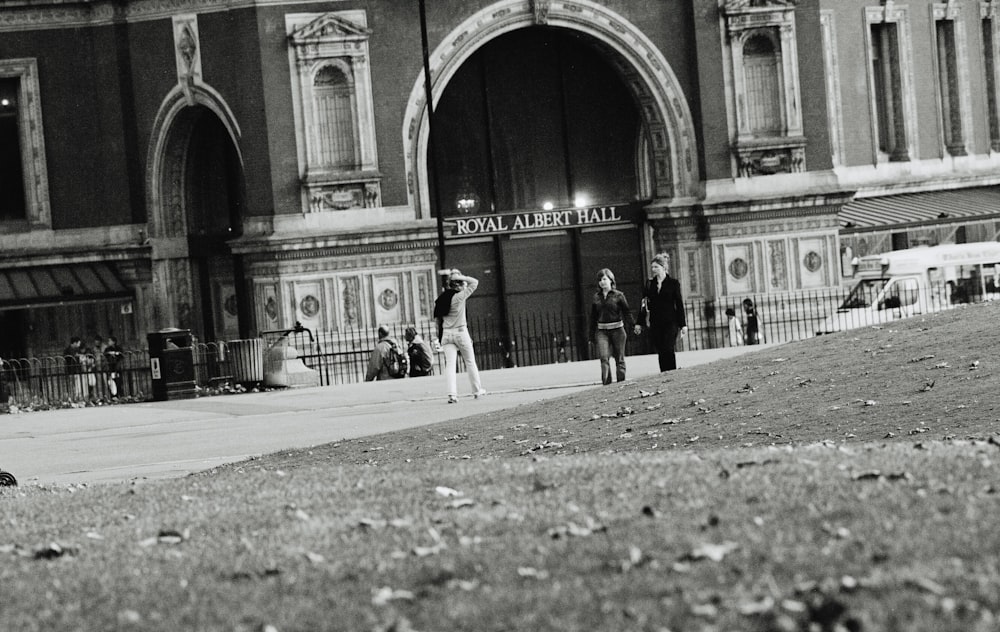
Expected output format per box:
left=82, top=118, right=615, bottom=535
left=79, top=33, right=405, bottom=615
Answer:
left=3, top=303, right=1000, bottom=631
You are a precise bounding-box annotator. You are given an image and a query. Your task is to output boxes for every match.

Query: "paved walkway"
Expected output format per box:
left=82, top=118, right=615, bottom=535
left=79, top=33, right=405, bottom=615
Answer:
left=0, top=346, right=771, bottom=486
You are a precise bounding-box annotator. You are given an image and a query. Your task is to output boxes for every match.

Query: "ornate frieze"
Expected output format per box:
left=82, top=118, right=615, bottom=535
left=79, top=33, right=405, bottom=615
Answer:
left=305, top=177, right=381, bottom=212
left=733, top=136, right=806, bottom=176
left=531, top=0, right=550, bottom=25
left=723, top=0, right=798, bottom=9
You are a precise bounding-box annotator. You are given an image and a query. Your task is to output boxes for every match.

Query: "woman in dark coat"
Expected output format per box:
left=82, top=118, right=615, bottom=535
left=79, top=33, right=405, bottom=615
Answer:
left=635, top=253, right=687, bottom=371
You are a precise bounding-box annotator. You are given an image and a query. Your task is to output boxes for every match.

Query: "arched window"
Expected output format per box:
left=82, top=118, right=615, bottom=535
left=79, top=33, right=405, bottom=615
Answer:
left=288, top=11, right=382, bottom=212
left=743, top=33, right=782, bottom=135
left=723, top=1, right=805, bottom=177
left=313, top=65, right=357, bottom=169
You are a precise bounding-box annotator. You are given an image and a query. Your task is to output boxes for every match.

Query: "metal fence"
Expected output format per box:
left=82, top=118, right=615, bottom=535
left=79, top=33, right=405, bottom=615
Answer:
left=0, top=351, right=153, bottom=409
left=0, top=281, right=982, bottom=410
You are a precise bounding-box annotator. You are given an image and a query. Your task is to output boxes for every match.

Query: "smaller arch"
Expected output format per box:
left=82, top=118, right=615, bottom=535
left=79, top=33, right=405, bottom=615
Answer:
left=743, top=31, right=778, bottom=55
left=313, top=60, right=355, bottom=88
left=147, top=82, right=243, bottom=241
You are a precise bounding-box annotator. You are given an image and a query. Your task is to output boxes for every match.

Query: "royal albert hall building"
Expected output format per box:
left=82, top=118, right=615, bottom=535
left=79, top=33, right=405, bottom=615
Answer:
left=3, top=0, right=1000, bottom=356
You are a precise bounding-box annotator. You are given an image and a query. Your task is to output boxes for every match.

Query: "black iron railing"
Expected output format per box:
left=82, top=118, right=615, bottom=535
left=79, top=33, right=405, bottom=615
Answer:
left=0, top=281, right=985, bottom=409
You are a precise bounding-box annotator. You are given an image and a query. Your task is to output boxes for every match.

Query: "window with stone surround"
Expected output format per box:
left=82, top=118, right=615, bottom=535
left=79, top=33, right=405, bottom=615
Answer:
left=743, top=33, right=782, bottom=135
left=864, top=4, right=916, bottom=163
left=981, top=1, right=1000, bottom=152
left=0, top=78, right=25, bottom=222
left=287, top=11, right=381, bottom=213
left=933, top=3, right=970, bottom=157
left=0, top=59, right=50, bottom=228
left=313, top=64, right=358, bottom=169
left=820, top=10, right=846, bottom=166
left=721, top=0, right=805, bottom=177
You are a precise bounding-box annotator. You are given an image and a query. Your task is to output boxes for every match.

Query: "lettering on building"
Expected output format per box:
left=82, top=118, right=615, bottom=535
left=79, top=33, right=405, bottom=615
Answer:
left=451, top=204, right=637, bottom=236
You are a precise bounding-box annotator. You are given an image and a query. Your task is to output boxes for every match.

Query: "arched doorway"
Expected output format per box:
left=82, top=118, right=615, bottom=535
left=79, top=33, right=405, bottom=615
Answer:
left=147, top=86, right=248, bottom=342
left=422, top=24, right=659, bottom=359
left=401, top=1, right=698, bottom=360
left=432, top=26, right=646, bottom=312
left=184, top=107, right=247, bottom=342
left=431, top=26, right=643, bottom=217
left=404, top=0, right=699, bottom=218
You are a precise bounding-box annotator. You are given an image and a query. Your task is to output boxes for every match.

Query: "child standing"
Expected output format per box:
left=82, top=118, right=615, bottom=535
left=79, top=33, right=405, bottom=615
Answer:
left=726, top=307, right=744, bottom=347
left=742, top=298, right=763, bottom=345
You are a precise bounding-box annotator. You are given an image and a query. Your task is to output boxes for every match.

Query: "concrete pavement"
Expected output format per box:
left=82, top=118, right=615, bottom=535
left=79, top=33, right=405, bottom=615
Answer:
left=0, top=345, right=770, bottom=487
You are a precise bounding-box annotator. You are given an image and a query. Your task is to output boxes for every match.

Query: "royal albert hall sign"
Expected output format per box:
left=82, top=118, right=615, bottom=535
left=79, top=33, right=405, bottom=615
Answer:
left=449, top=202, right=643, bottom=237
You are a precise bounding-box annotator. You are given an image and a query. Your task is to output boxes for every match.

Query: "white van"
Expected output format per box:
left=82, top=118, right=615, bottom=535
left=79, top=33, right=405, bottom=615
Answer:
left=818, top=242, right=1000, bottom=334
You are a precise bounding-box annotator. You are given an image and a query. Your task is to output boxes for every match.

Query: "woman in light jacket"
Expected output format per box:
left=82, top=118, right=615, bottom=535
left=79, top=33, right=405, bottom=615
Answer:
left=590, top=268, right=635, bottom=385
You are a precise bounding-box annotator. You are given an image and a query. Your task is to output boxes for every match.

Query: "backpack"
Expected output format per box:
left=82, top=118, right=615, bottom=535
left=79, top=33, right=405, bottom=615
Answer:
left=382, top=340, right=408, bottom=379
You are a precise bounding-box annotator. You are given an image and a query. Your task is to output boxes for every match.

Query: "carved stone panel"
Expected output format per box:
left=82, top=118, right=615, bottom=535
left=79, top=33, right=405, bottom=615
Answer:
left=797, top=237, right=827, bottom=289
left=721, top=243, right=755, bottom=295
left=767, top=240, right=788, bottom=290
left=172, top=15, right=202, bottom=86
left=293, top=281, right=324, bottom=332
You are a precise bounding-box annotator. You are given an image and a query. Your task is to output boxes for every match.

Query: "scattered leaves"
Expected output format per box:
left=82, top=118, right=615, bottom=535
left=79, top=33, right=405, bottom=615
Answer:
left=682, top=541, right=739, bottom=562
left=371, top=587, right=416, bottom=606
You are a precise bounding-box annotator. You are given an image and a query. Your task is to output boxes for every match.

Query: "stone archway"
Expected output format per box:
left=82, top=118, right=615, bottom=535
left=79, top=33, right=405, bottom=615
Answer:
left=402, top=0, right=699, bottom=218
left=146, top=84, right=245, bottom=337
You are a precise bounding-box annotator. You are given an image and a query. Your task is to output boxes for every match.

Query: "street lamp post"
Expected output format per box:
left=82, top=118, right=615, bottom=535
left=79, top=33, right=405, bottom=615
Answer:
left=418, top=0, right=448, bottom=269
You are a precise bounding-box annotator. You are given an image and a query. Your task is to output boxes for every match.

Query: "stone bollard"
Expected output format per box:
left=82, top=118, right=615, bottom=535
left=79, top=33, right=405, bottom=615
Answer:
left=264, top=343, right=320, bottom=388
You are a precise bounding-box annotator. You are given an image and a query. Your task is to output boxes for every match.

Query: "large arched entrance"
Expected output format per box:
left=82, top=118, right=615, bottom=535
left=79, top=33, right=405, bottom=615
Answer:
left=402, top=2, right=698, bottom=360
left=403, top=0, right=699, bottom=217
left=147, top=86, right=249, bottom=342
left=431, top=26, right=647, bottom=322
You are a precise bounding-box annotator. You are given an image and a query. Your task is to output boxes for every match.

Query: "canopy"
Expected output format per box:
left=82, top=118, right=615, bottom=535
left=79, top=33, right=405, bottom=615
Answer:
left=0, top=262, right=132, bottom=311
left=841, top=186, right=1000, bottom=232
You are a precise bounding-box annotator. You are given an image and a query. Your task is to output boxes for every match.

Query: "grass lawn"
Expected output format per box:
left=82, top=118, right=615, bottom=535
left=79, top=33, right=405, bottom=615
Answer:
left=2, top=302, right=1000, bottom=631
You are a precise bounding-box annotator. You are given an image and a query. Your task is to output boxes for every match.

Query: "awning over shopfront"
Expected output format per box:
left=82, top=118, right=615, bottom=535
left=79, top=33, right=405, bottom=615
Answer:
left=841, top=186, right=1000, bottom=231
left=0, top=263, right=132, bottom=311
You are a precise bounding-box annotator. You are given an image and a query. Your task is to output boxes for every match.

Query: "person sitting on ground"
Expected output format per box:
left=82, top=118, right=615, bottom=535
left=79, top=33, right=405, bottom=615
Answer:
left=404, top=326, right=434, bottom=378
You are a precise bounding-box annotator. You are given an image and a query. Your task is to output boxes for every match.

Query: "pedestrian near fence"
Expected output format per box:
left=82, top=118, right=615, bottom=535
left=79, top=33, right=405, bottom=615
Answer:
left=589, top=268, right=635, bottom=385
left=742, top=298, right=764, bottom=345
left=434, top=269, right=485, bottom=403
left=636, top=253, right=687, bottom=371
left=104, top=335, right=125, bottom=398
left=726, top=307, right=744, bottom=347
left=365, top=326, right=406, bottom=381
left=62, top=336, right=84, bottom=400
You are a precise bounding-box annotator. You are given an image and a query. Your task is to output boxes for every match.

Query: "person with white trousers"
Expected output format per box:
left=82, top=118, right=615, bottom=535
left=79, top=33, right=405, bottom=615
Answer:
left=433, top=269, right=486, bottom=403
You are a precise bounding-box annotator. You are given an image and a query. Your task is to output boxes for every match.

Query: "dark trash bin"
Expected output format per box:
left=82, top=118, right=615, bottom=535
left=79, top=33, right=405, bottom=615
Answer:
left=147, top=328, right=196, bottom=401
